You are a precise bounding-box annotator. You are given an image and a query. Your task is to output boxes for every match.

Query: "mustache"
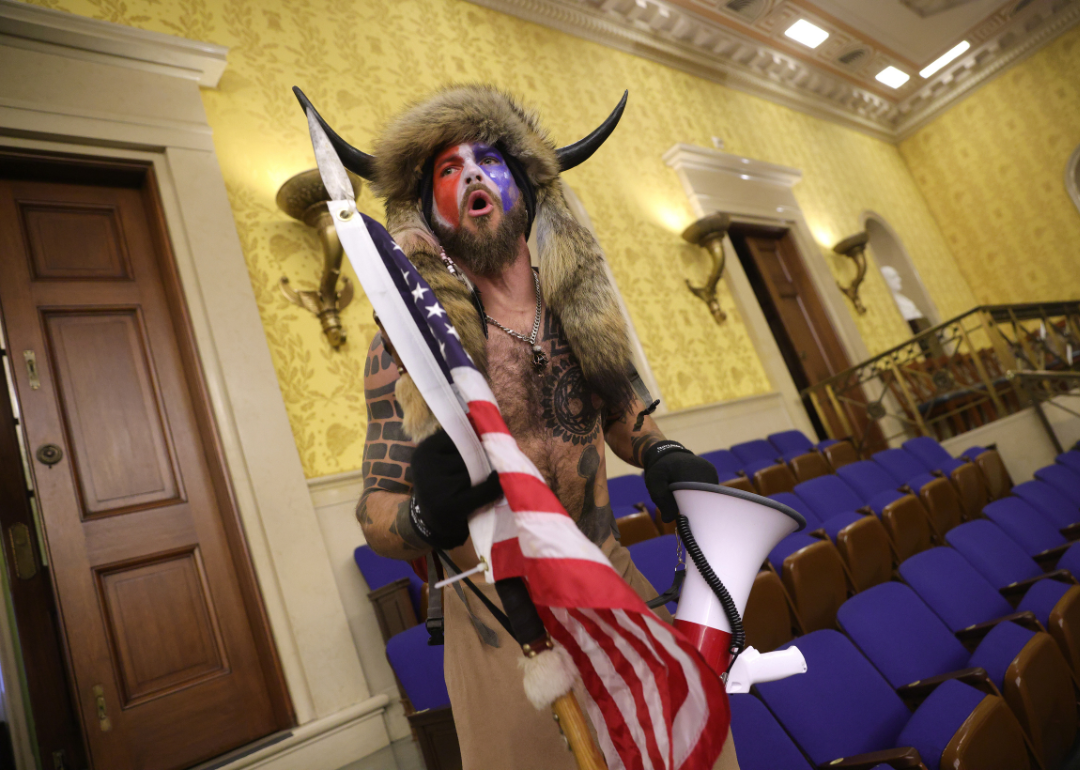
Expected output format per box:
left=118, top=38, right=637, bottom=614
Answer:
left=458, top=181, right=501, bottom=219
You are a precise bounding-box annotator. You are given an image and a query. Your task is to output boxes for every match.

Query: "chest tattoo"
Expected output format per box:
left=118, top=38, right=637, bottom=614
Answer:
left=538, top=314, right=602, bottom=446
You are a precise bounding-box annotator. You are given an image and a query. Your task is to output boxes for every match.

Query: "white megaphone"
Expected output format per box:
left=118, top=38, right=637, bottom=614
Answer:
left=669, top=482, right=808, bottom=688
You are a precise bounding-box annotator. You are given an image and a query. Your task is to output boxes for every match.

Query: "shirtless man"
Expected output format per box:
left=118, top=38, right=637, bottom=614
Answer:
left=353, top=125, right=733, bottom=767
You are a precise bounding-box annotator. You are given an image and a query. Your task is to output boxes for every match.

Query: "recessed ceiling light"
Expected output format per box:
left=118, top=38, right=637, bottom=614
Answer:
left=919, top=40, right=971, bottom=78
left=784, top=19, right=830, bottom=49
left=875, top=66, right=910, bottom=89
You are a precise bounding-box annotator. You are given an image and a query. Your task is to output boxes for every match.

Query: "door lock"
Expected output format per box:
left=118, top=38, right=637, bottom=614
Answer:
left=36, top=444, right=63, bottom=467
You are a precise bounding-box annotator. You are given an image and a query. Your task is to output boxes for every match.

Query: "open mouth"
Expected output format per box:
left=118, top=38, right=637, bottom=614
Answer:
left=466, top=189, right=494, bottom=218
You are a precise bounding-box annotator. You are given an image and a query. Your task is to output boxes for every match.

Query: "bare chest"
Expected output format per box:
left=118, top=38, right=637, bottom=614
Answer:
left=484, top=310, right=612, bottom=540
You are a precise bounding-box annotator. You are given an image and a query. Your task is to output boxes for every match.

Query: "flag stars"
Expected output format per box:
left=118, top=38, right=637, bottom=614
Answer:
left=411, top=284, right=429, bottom=302
left=439, top=342, right=447, bottom=359
left=445, top=324, right=460, bottom=339
left=401, top=268, right=412, bottom=284
left=425, top=304, right=446, bottom=319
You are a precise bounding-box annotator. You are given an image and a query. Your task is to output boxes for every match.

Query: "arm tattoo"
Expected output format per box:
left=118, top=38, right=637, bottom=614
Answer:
left=357, top=334, right=417, bottom=532
left=389, top=498, right=427, bottom=551
left=631, top=431, right=665, bottom=466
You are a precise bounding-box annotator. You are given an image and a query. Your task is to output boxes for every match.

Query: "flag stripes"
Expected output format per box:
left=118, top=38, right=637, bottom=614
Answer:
left=358, top=214, right=729, bottom=769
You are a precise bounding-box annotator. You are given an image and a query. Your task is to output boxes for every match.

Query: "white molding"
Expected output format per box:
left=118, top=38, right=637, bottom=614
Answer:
left=467, top=0, right=1080, bottom=142
left=190, top=697, right=391, bottom=770
left=1067, top=143, right=1080, bottom=217
left=0, top=0, right=227, bottom=86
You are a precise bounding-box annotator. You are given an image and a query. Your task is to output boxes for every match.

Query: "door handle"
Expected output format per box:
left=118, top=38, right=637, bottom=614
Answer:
left=36, top=443, right=63, bottom=467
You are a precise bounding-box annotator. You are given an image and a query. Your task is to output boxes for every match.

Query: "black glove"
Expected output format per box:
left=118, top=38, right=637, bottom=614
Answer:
left=643, top=441, right=719, bottom=522
left=409, top=429, right=503, bottom=549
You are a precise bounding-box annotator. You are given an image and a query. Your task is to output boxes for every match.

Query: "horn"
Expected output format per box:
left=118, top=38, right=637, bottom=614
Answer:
left=555, top=90, right=628, bottom=172
left=292, top=87, right=377, bottom=181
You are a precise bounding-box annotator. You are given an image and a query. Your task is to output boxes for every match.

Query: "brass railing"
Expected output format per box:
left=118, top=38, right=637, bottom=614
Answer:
left=801, top=302, right=1080, bottom=454
left=1009, top=370, right=1080, bottom=454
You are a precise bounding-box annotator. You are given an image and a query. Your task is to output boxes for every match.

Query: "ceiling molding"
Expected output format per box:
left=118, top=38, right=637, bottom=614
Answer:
left=0, top=0, right=228, bottom=87
left=468, top=0, right=1080, bottom=142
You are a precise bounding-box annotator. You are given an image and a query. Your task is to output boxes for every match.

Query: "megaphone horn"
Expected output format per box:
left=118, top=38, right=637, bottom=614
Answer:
left=669, top=482, right=805, bottom=677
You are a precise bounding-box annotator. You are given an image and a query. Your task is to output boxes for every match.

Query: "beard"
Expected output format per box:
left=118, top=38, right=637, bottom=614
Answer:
left=433, top=188, right=528, bottom=278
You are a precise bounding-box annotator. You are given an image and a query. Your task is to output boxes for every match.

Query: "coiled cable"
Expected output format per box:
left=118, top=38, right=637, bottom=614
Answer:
left=676, top=514, right=745, bottom=673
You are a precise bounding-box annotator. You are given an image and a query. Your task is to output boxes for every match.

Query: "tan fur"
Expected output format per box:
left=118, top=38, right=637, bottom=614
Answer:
left=368, top=85, right=633, bottom=438
left=397, top=374, right=440, bottom=441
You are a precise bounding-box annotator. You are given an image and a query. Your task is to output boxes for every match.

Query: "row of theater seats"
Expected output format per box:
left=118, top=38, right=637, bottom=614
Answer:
left=355, top=435, right=1080, bottom=769
left=624, top=443, right=1080, bottom=769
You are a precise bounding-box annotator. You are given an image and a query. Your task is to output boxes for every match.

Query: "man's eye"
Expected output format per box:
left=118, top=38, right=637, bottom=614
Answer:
left=480, top=157, right=499, bottom=165
left=440, top=166, right=455, bottom=177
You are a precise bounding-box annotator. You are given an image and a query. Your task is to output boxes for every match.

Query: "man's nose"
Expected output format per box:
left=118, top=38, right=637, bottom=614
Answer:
left=462, top=159, right=485, bottom=185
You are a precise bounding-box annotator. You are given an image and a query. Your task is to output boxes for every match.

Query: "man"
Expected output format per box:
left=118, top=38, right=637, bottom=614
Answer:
left=313, top=85, right=736, bottom=768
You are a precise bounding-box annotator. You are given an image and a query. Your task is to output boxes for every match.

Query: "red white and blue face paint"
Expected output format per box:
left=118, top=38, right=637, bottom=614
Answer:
left=432, top=142, right=520, bottom=231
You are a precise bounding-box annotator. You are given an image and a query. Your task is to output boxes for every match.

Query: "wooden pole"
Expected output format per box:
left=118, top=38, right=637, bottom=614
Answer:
left=552, top=692, right=608, bottom=769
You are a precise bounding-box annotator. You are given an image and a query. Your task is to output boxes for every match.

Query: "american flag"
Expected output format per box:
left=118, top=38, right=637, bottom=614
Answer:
left=359, top=214, right=730, bottom=769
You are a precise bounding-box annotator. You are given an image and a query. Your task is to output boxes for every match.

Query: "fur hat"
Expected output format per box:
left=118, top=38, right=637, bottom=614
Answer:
left=295, top=85, right=635, bottom=440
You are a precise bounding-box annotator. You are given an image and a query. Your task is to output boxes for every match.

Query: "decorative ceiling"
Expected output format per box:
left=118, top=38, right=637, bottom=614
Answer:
left=467, top=0, right=1080, bottom=141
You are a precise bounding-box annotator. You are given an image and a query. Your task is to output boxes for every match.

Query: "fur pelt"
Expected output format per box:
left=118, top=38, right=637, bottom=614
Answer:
left=371, top=85, right=633, bottom=439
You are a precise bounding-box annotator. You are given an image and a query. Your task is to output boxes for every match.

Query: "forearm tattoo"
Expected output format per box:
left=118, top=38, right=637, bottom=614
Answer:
left=357, top=334, right=417, bottom=534
left=631, top=430, right=665, bottom=466
left=389, top=497, right=427, bottom=551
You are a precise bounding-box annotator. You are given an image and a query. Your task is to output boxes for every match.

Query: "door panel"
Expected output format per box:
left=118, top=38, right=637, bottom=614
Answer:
left=19, top=199, right=133, bottom=281
left=44, top=310, right=181, bottom=516
left=0, top=162, right=288, bottom=769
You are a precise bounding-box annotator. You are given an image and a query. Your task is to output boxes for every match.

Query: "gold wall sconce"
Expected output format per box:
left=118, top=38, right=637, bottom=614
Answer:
left=681, top=212, right=732, bottom=325
left=833, top=231, right=870, bottom=315
left=277, top=169, right=361, bottom=348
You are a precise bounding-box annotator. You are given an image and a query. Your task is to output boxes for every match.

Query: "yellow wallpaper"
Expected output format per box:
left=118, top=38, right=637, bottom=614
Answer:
left=900, top=25, right=1080, bottom=305
left=20, top=0, right=972, bottom=477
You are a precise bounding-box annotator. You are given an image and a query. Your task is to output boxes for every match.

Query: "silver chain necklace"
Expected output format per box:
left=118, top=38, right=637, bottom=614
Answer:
left=485, top=271, right=548, bottom=373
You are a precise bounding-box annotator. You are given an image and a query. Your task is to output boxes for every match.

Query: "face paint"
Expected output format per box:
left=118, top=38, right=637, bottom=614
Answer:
left=431, top=142, right=520, bottom=231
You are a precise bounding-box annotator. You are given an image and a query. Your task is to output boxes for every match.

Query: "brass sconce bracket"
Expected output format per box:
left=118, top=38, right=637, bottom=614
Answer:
left=833, top=231, right=870, bottom=315
left=681, top=212, right=732, bottom=325
left=277, top=169, right=362, bottom=348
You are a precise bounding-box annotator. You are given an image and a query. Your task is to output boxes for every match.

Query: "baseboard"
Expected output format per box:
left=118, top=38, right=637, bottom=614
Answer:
left=191, top=696, right=391, bottom=770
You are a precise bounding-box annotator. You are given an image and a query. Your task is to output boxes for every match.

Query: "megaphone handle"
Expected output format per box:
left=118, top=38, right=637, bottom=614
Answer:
left=676, top=514, right=745, bottom=669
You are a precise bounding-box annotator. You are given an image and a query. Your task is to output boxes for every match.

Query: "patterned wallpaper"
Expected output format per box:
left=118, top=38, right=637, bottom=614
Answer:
left=20, top=0, right=972, bottom=478
left=900, top=25, right=1080, bottom=305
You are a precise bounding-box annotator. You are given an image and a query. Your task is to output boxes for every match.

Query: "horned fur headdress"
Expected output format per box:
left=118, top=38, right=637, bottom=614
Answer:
left=295, top=85, right=635, bottom=440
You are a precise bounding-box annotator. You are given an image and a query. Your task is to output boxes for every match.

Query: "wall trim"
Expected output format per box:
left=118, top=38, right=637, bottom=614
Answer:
left=466, top=0, right=1080, bottom=143
left=0, top=0, right=227, bottom=86
left=192, top=696, right=391, bottom=770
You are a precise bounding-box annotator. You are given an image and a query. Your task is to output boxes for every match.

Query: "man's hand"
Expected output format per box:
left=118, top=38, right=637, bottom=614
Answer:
left=410, top=430, right=503, bottom=549
left=643, top=441, right=719, bottom=522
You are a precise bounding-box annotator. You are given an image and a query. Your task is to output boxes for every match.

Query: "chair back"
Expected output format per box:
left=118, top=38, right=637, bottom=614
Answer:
left=837, top=582, right=969, bottom=689
left=731, top=439, right=779, bottom=466
left=983, top=497, right=1066, bottom=558
left=946, top=520, right=1043, bottom=589
left=354, top=545, right=424, bottom=614
left=1013, top=480, right=1079, bottom=530
left=755, top=630, right=911, bottom=767
left=386, top=624, right=450, bottom=711
left=899, top=546, right=1014, bottom=632
left=872, top=448, right=928, bottom=486
left=767, top=430, right=815, bottom=458
left=1035, top=464, right=1080, bottom=506
left=794, top=475, right=864, bottom=520
left=729, top=692, right=813, bottom=770
left=626, top=534, right=679, bottom=614
left=608, top=474, right=650, bottom=509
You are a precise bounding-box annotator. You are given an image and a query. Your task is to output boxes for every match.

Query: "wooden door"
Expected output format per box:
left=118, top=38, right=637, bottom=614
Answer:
left=730, top=225, right=886, bottom=452
left=0, top=155, right=290, bottom=770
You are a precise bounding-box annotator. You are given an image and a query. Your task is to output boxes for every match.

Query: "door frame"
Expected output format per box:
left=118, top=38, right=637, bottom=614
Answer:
left=664, top=143, right=872, bottom=440
left=0, top=4, right=387, bottom=767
